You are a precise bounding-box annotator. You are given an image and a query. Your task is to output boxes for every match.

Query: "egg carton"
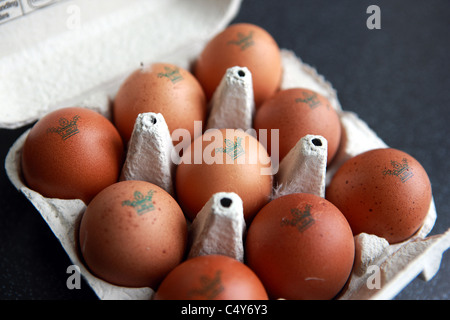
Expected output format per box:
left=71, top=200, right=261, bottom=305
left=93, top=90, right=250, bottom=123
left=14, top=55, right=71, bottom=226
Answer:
left=5, top=48, right=450, bottom=300
left=3, top=0, right=450, bottom=300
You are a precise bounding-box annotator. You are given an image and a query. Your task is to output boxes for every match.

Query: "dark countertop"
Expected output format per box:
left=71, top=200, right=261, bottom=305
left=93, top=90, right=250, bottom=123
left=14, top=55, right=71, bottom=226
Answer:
left=0, top=0, right=448, bottom=300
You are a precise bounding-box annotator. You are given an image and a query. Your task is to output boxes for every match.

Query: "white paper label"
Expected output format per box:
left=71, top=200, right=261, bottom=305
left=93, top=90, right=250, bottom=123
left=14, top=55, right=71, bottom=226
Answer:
left=0, top=0, right=61, bottom=24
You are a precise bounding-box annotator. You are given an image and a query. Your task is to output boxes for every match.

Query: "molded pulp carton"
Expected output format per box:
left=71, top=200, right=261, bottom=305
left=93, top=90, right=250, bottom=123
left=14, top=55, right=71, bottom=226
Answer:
left=2, top=0, right=449, bottom=300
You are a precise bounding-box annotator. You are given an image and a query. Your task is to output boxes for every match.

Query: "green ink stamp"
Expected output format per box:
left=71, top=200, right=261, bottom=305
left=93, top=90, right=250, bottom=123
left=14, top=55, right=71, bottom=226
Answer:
left=47, top=115, right=81, bottom=141
left=215, top=137, right=245, bottom=160
left=227, top=31, right=254, bottom=50
left=295, top=92, right=322, bottom=110
left=280, top=204, right=315, bottom=233
left=122, top=190, right=156, bottom=215
left=157, top=66, right=183, bottom=84
left=188, top=270, right=224, bottom=299
left=382, top=158, right=414, bottom=183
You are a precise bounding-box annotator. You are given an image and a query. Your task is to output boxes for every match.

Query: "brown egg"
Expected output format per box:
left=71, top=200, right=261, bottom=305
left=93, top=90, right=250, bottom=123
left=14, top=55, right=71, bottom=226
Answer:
left=154, top=254, right=268, bottom=300
left=21, top=107, right=124, bottom=204
left=194, top=23, right=282, bottom=108
left=326, top=148, right=432, bottom=244
left=79, top=180, right=188, bottom=288
left=245, top=193, right=355, bottom=300
left=175, top=128, right=273, bottom=223
left=254, top=88, right=341, bottom=165
left=113, top=62, right=207, bottom=145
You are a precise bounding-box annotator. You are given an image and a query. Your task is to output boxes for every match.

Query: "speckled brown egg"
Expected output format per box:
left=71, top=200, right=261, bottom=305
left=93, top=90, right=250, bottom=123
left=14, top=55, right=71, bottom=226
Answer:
left=21, top=107, right=124, bottom=204
left=326, top=148, right=432, bottom=244
left=79, top=180, right=188, bottom=288
left=175, top=128, right=273, bottom=223
left=245, top=193, right=355, bottom=300
left=154, top=254, right=268, bottom=300
left=254, top=88, right=341, bottom=165
left=113, top=63, right=207, bottom=145
left=194, top=23, right=282, bottom=108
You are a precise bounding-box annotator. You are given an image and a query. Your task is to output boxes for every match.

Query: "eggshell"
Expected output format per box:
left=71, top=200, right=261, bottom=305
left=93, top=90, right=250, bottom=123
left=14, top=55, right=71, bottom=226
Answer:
left=253, top=87, right=341, bottom=164
left=194, top=23, right=282, bottom=108
left=154, top=254, right=268, bottom=300
left=326, top=148, right=432, bottom=244
left=112, top=63, right=207, bottom=145
left=245, top=193, right=355, bottom=300
left=175, top=128, right=273, bottom=223
left=21, top=107, right=124, bottom=204
left=78, top=180, right=188, bottom=288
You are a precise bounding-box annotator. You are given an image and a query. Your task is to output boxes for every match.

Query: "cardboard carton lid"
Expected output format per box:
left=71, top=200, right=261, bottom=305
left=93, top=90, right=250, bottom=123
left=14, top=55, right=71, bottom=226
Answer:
left=0, top=0, right=242, bottom=129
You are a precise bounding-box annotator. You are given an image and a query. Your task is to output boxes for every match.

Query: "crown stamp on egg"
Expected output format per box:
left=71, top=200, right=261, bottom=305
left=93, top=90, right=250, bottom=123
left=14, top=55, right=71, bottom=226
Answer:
left=121, top=190, right=156, bottom=215
left=47, top=115, right=80, bottom=141
left=280, top=204, right=316, bottom=233
left=157, top=66, right=184, bottom=84
left=227, top=31, right=255, bottom=50
left=295, top=91, right=321, bottom=110
left=382, top=158, right=414, bottom=183
left=188, top=270, right=225, bottom=299
left=215, top=137, right=245, bottom=160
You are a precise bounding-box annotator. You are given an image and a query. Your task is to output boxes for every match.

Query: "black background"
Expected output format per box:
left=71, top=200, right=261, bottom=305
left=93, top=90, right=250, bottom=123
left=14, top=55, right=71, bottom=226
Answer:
left=0, top=0, right=449, bottom=300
